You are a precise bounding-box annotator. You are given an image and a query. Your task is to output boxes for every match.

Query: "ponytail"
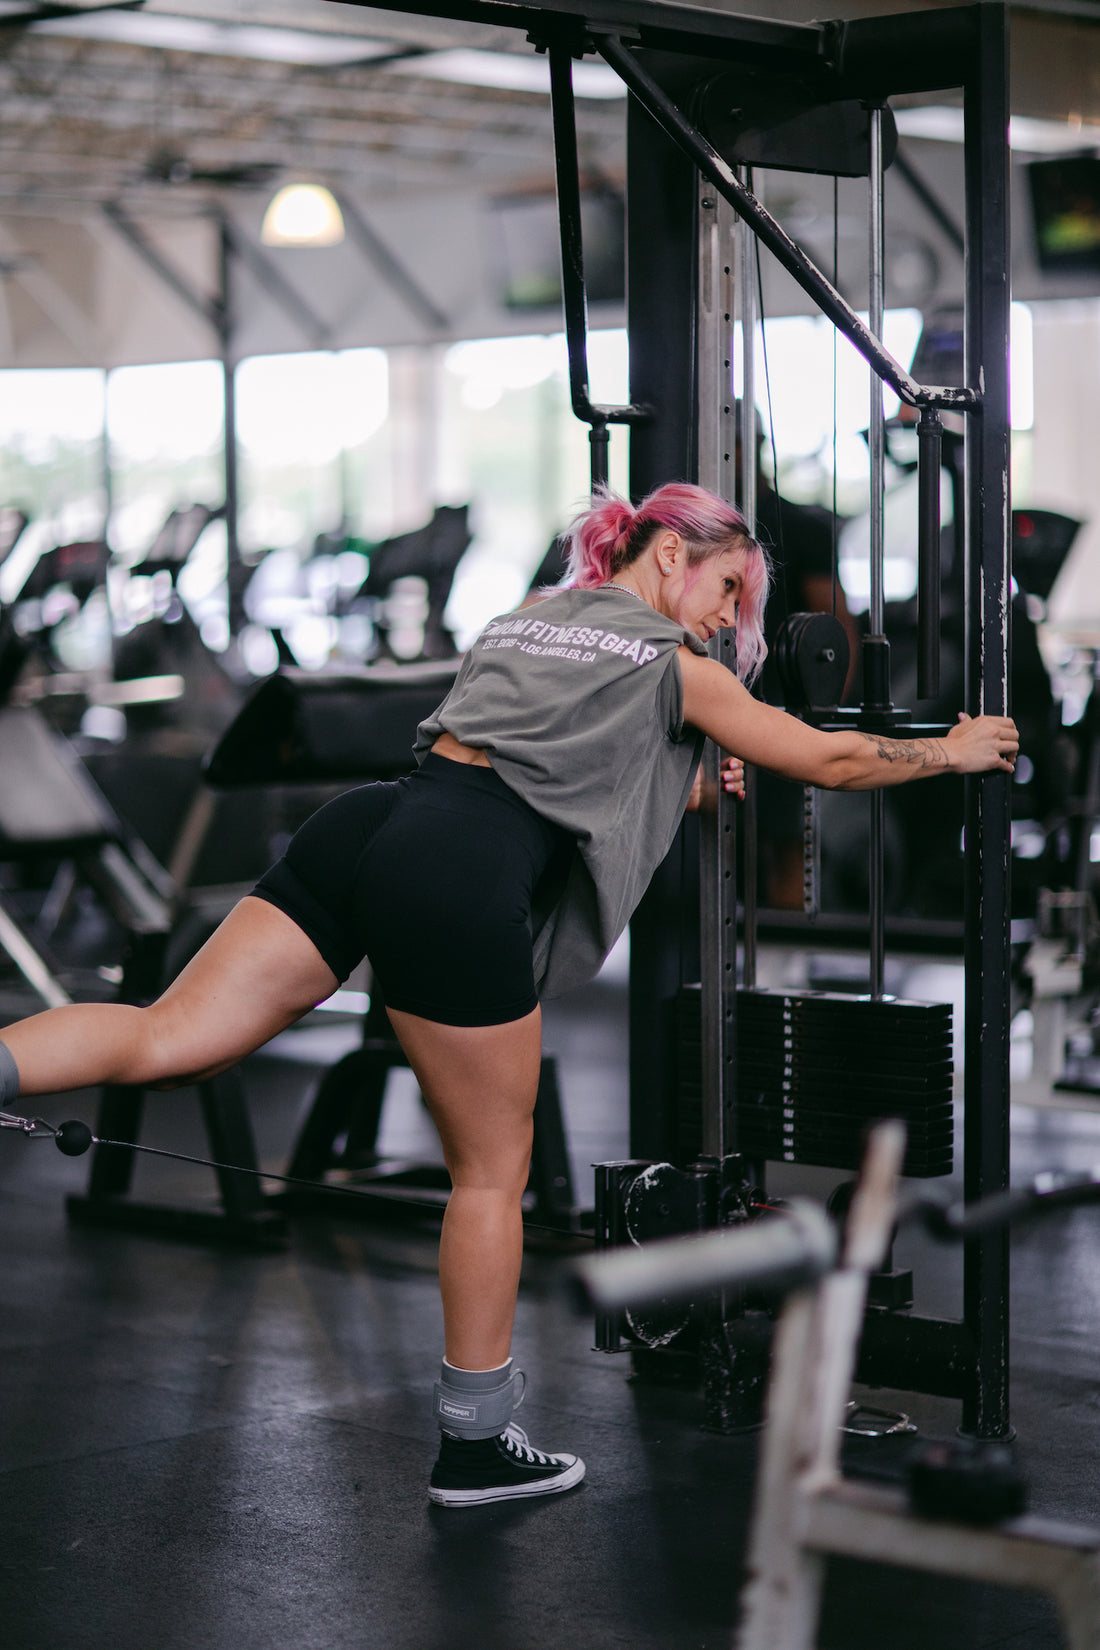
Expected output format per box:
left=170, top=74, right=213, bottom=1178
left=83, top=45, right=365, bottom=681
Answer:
left=560, top=488, right=642, bottom=590
left=559, top=482, right=771, bottom=687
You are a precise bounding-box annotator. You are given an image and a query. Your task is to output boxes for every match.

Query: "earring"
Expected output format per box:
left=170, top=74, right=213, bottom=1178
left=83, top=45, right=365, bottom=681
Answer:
left=662, top=565, right=671, bottom=574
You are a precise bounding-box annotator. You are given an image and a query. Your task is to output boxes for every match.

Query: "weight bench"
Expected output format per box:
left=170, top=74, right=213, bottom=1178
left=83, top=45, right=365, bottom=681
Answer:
left=0, top=704, right=283, bottom=1246
left=0, top=705, right=173, bottom=1009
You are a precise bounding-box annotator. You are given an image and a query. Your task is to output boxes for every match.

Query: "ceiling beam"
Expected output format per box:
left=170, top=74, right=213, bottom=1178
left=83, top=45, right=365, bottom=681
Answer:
left=0, top=218, right=102, bottom=361
left=101, top=199, right=222, bottom=331
left=335, top=190, right=450, bottom=332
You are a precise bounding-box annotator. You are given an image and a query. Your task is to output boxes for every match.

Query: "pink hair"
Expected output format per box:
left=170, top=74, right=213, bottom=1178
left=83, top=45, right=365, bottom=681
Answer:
left=560, top=482, right=771, bottom=686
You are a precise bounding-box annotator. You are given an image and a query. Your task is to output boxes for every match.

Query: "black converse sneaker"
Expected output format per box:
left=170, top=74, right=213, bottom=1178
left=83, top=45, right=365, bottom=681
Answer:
left=429, top=1422, right=586, bottom=1507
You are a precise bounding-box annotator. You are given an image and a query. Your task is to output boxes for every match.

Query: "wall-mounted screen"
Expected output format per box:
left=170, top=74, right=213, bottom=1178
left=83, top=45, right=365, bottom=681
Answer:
left=489, top=191, right=625, bottom=311
left=1028, top=156, right=1100, bottom=274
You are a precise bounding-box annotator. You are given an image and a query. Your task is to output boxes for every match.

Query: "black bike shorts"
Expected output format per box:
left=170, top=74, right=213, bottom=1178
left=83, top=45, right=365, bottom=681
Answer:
left=250, top=753, right=573, bottom=1027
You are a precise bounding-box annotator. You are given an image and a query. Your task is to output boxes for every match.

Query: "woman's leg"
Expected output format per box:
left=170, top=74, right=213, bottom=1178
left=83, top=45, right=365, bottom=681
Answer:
left=386, top=1003, right=542, bottom=1371
left=391, top=1002, right=585, bottom=1505
left=1, top=896, right=338, bottom=1097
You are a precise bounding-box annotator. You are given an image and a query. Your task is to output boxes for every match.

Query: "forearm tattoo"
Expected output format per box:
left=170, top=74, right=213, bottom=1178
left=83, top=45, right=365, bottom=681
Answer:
left=854, top=732, right=948, bottom=771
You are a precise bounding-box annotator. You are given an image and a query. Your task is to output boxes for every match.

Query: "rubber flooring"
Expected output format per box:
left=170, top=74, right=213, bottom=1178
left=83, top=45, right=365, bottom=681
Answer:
left=2, top=952, right=1099, bottom=1650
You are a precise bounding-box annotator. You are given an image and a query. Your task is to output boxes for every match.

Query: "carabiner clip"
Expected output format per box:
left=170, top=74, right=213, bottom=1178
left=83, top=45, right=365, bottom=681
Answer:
left=0, top=1110, right=57, bottom=1140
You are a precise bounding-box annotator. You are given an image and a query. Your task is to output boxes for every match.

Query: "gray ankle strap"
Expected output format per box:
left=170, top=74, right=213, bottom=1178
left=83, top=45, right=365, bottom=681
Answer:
left=433, top=1360, right=526, bottom=1440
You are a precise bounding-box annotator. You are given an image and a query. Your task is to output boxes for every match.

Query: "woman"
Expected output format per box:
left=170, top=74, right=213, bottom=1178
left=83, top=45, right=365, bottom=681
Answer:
left=0, top=483, right=1018, bottom=1509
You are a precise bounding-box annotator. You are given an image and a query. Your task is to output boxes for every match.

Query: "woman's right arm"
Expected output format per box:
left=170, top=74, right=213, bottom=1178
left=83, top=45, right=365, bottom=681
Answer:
left=677, top=646, right=1018, bottom=791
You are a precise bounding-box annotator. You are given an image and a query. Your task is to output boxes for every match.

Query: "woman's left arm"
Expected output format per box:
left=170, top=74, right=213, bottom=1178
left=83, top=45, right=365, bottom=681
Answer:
left=678, top=647, right=1018, bottom=792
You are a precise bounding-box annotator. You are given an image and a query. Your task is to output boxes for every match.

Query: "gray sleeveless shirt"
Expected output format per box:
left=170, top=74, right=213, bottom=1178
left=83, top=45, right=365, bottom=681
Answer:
left=414, top=587, right=708, bottom=997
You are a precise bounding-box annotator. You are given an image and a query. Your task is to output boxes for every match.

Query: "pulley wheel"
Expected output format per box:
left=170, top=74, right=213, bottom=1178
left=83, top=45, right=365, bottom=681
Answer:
left=775, top=611, right=849, bottom=713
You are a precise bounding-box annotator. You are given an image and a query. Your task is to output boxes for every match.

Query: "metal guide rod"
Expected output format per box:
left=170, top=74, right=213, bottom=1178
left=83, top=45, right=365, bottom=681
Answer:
left=593, top=32, right=979, bottom=416
left=217, top=217, right=241, bottom=595
left=917, top=407, right=943, bottom=698
left=696, top=179, right=738, bottom=1158
left=868, top=108, right=886, bottom=641
left=868, top=106, right=887, bottom=1002
left=738, top=176, right=757, bottom=543
left=738, top=174, right=759, bottom=992
left=694, top=184, right=723, bottom=496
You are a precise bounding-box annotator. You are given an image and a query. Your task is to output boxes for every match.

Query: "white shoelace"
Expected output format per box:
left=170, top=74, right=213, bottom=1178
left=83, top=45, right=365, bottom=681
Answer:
left=502, top=1422, right=555, bottom=1466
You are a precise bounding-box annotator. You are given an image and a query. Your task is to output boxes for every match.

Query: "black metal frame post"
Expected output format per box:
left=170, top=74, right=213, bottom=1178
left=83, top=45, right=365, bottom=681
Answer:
left=696, top=179, right=739, bottom=1161
left=101, top=201, right=245, bottom=630
left=594, top=0, right=1012, bottom=1440
left=214, top=214, right=334, bottom=631
left=736, top=171, right=760, bottom=995
left=625, top=92, right=699, bottom=1162
left=961, top=2, right=1013, bottom=1440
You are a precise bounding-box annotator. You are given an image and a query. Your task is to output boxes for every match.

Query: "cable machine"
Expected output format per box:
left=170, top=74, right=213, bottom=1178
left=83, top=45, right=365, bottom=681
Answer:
left=340, top=0, right=1010, bottom=1434
left=529, top=0, right=1007, bottom=1436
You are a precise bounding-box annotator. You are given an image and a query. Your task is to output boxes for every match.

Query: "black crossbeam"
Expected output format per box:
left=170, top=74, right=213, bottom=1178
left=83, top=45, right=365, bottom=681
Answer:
left=332, top=0, right=824, bottom=64
left=594, top=32, right=978, bottom=414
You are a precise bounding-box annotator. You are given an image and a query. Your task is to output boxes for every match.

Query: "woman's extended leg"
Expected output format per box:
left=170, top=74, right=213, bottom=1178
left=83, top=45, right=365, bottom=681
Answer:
left=1, top=896, right=339, bottom=1097
left=386, top=1003, right=542, bottom=1371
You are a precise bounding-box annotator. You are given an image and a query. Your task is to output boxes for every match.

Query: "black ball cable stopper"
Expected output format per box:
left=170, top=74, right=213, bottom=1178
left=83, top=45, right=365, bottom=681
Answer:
left=54, top=1119, right=95, bottom=1157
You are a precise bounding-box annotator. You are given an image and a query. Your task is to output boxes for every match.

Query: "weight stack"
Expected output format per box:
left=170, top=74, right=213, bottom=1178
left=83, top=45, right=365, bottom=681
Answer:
left=677, top=985, right=953, bottom=1178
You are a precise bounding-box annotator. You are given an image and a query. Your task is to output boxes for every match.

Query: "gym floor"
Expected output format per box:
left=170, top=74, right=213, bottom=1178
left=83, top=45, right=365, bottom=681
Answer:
left=2, top=945, right=1098, bottom=1650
